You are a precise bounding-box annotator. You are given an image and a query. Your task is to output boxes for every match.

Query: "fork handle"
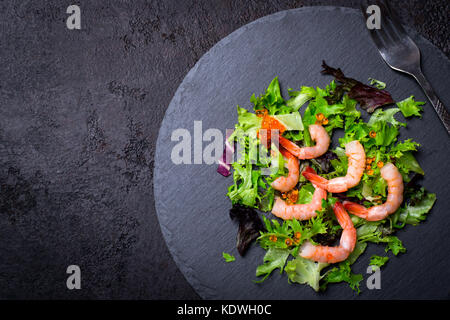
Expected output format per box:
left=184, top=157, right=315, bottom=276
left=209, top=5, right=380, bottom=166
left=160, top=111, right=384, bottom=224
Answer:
left=413, top=71, right=450, bottom=134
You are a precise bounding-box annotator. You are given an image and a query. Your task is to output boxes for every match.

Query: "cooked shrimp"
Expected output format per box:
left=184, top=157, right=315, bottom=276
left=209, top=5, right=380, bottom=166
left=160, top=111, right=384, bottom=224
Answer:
left=271, top=147, right=299, bottom=193
left=299, top=201, right=356, bottom=263
left=271, top=167, right=327, bottom=220
left=279, top=124, right=330, bottom=159
left=343, top=163, right=404, bottom=221
left=302, top=140, right=365, bottom=193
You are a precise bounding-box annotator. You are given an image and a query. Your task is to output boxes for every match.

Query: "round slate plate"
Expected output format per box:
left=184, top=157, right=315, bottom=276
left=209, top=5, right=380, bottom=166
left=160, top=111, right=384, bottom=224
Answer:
left=154, top=7, right=450, bottom=299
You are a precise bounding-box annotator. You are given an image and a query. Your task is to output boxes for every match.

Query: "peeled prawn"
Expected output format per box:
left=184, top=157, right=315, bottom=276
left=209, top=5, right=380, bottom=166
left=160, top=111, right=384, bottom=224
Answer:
left=271, top=167, right=327, bottom=220
left=302, top=140, right=365, bottom=193
left=299, top=201, right=356, bottom=263
left=343, top=162, right=404, bottom=221
left=271, top=147, right=299, bottom=193
left=279, top=124, right=330, bottom=159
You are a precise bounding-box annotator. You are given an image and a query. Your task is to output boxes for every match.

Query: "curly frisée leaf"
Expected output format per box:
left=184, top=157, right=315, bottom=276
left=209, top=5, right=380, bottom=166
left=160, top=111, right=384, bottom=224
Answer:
left=236, top=106, right=262, bottom=134
left=321, top=260, right=363, bottom=293
left=390, top=189, right=436, bottom=227
left=255, top=248, right=290, bottom=282
left=222, top=252, right=236, bottom=263
left=396, top=151, right=424, bottom=176
left=251, top=77, right=292, bottom=115
left=368, top=78, right=387, bottom=89
left=285, top=257, right=329, bottom=292
left=369, top=255, right=389, bottom=268
left=396, top=95, right=425, bottom=118
left=368, top=108, right=405, bottom=128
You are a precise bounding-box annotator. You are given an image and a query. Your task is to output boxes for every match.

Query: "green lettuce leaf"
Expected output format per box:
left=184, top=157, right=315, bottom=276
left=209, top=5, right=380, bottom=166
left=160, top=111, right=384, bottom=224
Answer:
left=368, top=108, right=405, bottom=128
left=321, top=260, right=363, bottom=293
left=236, top=106, right=262, bottom=134
left=285, top=257, right=329, bottom=292
left=356, top=222, right=406, bottom=255
left=396, top=95, right=425, bottom=118
left=227, top=162, right=261, bottom=207
left=369, top=255, right=389, bottom=267
left=272, top=112, right=304, bottom=131
left=390, top=189, right=436, bottom=227
left=286, top=86, right=316, bottom=111
left=255, top=248, right=290, bottom=282
left=396, top=151, right=424, bottom=176
left=371, top=121, right=399, bottom=147
left=368, top=78, right=387, bottom=89
left=223, top=252, right=236, bottom=262
left=389, top=139, right=420, bottom=158
left=296, top=183, right=315, bottom=204
left=303, top=95, right=345, bottom=126
left=251, top=77, right=292, bottom=115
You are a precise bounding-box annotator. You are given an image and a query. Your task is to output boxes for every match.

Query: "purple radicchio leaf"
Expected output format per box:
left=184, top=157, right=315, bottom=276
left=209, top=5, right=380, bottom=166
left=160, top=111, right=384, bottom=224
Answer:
left=229, top=203, right=265, bottom=256
left=311, top=150, right=338, bottom=173
left=321, top=61, right=394, bottom=113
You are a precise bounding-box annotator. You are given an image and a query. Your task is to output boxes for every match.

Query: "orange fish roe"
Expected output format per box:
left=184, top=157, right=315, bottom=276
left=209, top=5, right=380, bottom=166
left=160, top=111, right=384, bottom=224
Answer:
left=255, top=108, right=268, bottom=118
left=269, top=235, right=278, bottom=242
left=315, top=113, right=329, bottom=126
left=315, top=113, right=325, bottom=121
left=294, top=231, right=301, bottom=239
left=257, top=113, right=286, bottom=145
left=366, top=157, right=375, bottom=164
left=377, top=161, right=384, bottom=168
left=285, top=189, right=299, bottom=205
left=367, top=169, right=374, bottom=175
left=285, top=238, right=293, bottom=246
left=366, top=165, right=372, bottom=170
left=369, top=131, right=377, bottom=138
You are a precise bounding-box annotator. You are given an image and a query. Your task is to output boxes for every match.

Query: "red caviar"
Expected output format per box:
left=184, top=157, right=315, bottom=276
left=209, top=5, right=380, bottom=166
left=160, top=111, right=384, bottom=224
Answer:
left=257, top=113, right=286, bottom=146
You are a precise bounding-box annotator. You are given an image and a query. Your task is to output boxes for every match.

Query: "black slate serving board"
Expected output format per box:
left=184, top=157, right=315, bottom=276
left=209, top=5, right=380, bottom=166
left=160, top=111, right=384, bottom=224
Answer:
left=154, top=7, right=450, bottom=299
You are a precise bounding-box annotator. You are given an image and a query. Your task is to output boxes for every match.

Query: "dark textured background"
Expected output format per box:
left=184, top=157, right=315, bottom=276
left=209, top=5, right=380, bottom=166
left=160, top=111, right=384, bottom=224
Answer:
left=0, top=0, right=448, bottom=299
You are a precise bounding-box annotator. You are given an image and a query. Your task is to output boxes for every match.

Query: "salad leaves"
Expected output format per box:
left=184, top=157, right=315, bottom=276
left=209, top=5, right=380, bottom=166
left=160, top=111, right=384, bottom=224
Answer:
left=223, top=64, right=436, bottom=293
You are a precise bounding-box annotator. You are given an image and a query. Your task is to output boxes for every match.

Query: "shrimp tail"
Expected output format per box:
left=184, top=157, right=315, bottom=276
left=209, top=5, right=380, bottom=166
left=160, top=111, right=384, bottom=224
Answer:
left=302, top=166, right=317, bottom=175
left=333, top=202, right=352, bottom=228
left=279, top=136, right=301, bottom=157
left=343, top=201, right=369, bottom=219
left=302, top=171, right=328, bottom=189
left=278, top=145, right=294, bottom=159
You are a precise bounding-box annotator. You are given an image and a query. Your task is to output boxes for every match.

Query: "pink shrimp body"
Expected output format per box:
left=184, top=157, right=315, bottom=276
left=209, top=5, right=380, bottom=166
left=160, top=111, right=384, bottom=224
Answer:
left=279, top=124, right=330, bottom=159
left=343, top=163, right=404, bottom=221
left=271, top=167, right=327, bottom=220
left=302, top=140, right=365, bottom=193
left=299, top=202, right=356, bottom=263
left=271, top=148, right=299, bottom=193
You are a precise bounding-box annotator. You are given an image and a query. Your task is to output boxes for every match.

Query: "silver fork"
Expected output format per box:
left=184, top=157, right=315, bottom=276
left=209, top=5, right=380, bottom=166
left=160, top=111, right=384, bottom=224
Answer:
left=361, top=0, right=450, bottom=134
